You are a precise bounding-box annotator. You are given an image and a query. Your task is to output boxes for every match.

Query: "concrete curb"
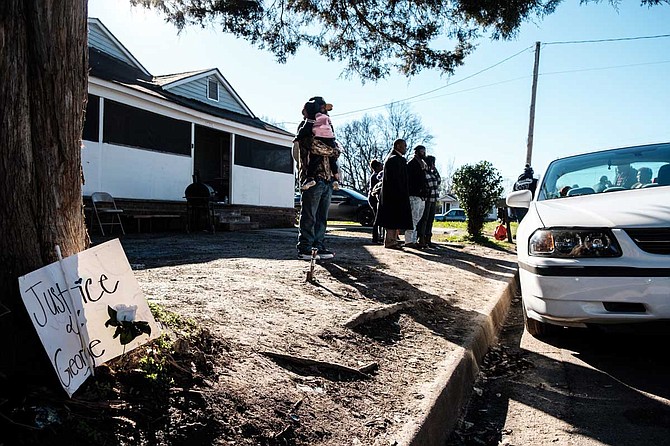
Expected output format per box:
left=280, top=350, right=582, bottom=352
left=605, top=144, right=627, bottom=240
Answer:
left=397, top=273, right=519, bottom=446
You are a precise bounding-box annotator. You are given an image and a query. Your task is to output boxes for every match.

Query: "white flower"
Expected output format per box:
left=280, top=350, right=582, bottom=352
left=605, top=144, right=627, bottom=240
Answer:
left=115, top=304, right=137, bottom=322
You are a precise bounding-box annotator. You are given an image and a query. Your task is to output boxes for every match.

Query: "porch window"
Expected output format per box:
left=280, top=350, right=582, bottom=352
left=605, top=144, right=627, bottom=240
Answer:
left=234, top=135, right=292, bottom=174
left=82, top=94, right=100, bottom=142
left=103, top=99, right=190, bottom=155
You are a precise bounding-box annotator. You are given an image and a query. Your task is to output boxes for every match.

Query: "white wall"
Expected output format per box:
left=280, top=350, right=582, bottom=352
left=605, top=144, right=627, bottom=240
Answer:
left=232, top=165, right=294, bottom=208
left=82, top=140, right=191, bottom=201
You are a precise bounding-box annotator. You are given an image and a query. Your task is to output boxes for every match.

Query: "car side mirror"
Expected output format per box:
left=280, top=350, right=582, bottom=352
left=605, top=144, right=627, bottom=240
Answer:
left=506, top=190, right=532, bottom=209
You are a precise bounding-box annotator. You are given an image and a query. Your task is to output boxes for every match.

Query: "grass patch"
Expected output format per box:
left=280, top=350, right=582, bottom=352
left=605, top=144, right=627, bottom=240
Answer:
left=433, top=220, right=518, bottom=252
left=329, top=220, right=360, bottom=226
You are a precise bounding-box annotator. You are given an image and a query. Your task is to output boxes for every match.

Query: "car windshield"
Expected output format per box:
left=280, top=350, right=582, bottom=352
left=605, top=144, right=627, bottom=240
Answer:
left=537, top=142, right=670, bottom=201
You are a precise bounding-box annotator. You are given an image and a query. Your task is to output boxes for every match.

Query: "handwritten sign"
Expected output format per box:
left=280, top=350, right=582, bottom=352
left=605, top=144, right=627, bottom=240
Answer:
left=18, top=239, right=160, bottom=397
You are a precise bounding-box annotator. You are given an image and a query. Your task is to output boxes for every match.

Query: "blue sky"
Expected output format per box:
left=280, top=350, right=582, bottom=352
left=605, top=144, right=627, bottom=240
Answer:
left=88, top=1, right=670, bottom=190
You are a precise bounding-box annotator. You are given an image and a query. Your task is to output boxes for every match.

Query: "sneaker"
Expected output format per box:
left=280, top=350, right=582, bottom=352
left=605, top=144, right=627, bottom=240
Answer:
left=298, top=250, right=320, bottom=260
left=301, top=178, right=316, bottom=190
left=317, top=248, right=334, bottom=259
left=332, top=181, right=340, bottom=191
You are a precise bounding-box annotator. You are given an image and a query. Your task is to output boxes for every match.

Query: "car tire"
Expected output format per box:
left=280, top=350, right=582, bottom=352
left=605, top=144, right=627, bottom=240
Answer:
left=523, top=304, right=559, bottom=338
left=357, top=207, right=375, bottom=227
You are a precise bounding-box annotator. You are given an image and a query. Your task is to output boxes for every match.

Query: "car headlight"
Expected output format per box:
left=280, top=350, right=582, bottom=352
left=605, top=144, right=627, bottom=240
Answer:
left=529, top=228, right=622, bottom=258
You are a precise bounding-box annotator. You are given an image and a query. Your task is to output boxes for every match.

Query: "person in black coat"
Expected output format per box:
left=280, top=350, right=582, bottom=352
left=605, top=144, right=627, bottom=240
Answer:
left=375, top=139, right=413, bottom=249
left=512, top=163, right=538, bottom=221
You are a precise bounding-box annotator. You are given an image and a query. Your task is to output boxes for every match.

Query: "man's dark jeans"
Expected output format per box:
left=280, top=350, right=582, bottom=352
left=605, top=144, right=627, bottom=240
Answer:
left=297, top=179, right=332, bottom=253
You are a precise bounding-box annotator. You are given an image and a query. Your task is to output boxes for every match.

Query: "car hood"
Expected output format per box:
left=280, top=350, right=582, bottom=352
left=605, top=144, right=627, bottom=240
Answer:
left=533, top=187, right=670, bottom=228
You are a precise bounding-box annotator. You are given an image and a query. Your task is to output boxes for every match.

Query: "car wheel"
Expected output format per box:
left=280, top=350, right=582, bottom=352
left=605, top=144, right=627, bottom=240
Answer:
left=522, top=304, right=558, bottom=338
left=357, top=207, right=375, bottom=227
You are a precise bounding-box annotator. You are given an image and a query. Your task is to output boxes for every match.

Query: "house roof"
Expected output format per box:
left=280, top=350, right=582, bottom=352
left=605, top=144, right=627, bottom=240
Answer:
left=88, top=48, right=292, bottom=137
left=154, top=69, right=210, bottom=87
left=88, top=18, right=151, bottom=77
left=437, top=193, right=459, bottom=202
left=155, top=68, right=256, bottom=117
left=153, top=70, right=211, bottom=86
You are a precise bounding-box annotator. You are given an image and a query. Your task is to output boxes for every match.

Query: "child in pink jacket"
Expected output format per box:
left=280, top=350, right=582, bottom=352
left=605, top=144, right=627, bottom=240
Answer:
left=296, top=98, right=341, bottom=191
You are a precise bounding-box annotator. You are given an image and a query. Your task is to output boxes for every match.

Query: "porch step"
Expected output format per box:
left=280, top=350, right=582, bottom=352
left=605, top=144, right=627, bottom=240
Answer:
left=216, top=209, right=242, bottom=218
left=218, top=221, right=260, bottom=231
left=217, top=214, right=251, bottom=224
left=214, top=209, right=257, bottom=231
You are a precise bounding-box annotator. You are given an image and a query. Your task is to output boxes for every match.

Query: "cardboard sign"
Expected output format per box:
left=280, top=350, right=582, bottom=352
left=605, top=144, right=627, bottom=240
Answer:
left=18, top=239, right=160, bottom=397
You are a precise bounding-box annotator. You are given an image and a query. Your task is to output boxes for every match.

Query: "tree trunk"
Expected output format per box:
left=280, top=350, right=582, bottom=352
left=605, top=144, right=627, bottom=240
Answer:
left=0, top=1, right=89, bottom=379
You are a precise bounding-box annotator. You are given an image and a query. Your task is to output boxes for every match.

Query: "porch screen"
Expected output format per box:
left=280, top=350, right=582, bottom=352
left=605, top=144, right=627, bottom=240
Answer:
left=103, top=100, right=190, bottom=155
left=234, top=135, right=292, bottom=174
left=82, top=94, right=100, bottom=142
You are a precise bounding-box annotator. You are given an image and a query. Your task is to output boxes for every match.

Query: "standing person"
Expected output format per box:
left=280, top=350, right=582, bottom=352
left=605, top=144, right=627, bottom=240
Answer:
left=511, top=164, right=537, bottom=221
left=368, top=159, right=384, bottom=244
left=614, top=163, right=637, bottom=189
left=296, top=97, right=341, bottom=191
left=375, top=139, right=413, bottom=249
left=416, top=155, right=441, bottom=249
left=295, top=97, right=337, bottom=260
left=404, top=145, right=428, bottom=248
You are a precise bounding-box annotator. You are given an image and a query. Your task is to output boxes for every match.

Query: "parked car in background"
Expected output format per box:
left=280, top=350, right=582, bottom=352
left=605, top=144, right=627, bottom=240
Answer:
left=295, top=187, right=374, bottom=226
left=507, top=142, right=670, bottom=337
left=434, top=208, right=467, bottom=222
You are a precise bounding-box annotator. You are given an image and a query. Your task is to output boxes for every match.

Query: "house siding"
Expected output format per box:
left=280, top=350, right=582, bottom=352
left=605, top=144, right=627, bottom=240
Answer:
left=168, top=77, right=247, bottom=115
left=232, top=165, right=295, bottom=208
left=88, top=22, right=138, bottom=68
left=82, top=139, right=191, bottom=201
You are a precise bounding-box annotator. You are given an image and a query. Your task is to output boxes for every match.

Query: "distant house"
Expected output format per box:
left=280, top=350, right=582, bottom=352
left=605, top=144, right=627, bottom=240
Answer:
left=437, top=193, right=459, bottom=214
left=437, top=193, right=498, bottom=221
left=83, top=18, right=295, bottom=228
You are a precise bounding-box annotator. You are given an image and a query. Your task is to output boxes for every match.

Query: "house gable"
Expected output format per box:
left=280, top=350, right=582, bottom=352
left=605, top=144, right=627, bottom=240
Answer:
left=88, top=18, right=151, bottom=77
left=156, top=69, right=254, bottom=117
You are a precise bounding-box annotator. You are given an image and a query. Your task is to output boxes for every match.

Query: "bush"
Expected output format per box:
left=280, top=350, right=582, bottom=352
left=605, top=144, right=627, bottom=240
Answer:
left=452, top=161, right=503, bottom=238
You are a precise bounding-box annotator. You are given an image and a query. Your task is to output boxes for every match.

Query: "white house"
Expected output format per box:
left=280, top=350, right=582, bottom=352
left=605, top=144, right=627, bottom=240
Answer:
left=83, top=19, right=295, bottom=228
left=436, top=193, right=459, bottom=214
left=437, top=193, right=498, bottom=221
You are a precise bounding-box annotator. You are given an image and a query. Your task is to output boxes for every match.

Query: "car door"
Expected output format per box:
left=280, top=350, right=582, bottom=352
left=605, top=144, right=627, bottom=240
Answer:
left=329, top=190, right=350, bottom=220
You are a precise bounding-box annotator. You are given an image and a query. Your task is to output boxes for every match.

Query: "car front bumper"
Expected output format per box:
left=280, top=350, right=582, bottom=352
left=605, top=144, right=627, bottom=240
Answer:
left=519, top=265, right=670, bottom=327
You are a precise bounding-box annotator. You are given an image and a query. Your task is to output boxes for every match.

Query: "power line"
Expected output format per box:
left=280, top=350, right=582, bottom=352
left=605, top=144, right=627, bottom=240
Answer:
left=338, top=58, right=669, bottom=110
left=400, top=76, right=530, bottom=105
left=332, top=45, right=534, bottom=118
left=544, top=33, right=670, bottom=45
left=331, top=33, right=670, bottom=120
left=539, top=59, right=670, bottom=76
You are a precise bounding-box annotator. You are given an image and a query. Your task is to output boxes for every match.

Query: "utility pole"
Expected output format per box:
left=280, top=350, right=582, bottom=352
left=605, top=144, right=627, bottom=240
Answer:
left=526, top=41, right=541, bottom=166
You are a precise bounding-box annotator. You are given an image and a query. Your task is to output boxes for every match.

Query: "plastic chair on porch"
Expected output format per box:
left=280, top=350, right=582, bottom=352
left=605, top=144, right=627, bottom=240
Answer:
left=91, top=192, right=125, bottom=236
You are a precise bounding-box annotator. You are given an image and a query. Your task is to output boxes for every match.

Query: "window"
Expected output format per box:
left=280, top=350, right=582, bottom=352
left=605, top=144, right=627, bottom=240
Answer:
left=207, top=78, right=219, bottom=102
left=234, top=135, right=292, bottom=174
left=103, top=100, right=191, bottom=155
left=82, top=94, right=100, bottom=142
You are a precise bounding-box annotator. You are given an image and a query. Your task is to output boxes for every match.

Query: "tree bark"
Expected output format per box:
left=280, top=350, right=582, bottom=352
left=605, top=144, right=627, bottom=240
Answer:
left=0, top=1, right=89, bottom=378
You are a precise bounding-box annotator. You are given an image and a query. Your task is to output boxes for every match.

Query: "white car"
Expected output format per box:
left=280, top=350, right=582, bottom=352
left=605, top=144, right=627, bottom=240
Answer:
left=507, top=142, right=670, bottom=336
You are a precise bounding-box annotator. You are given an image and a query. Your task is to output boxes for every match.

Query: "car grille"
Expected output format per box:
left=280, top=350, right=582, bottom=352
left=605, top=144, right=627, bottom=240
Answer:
left=624, top=228, right=670, bottom=255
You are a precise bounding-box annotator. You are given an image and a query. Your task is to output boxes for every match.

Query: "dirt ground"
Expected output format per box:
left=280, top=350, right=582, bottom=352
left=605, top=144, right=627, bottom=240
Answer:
left=2, top=224, right=517, bottom=445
